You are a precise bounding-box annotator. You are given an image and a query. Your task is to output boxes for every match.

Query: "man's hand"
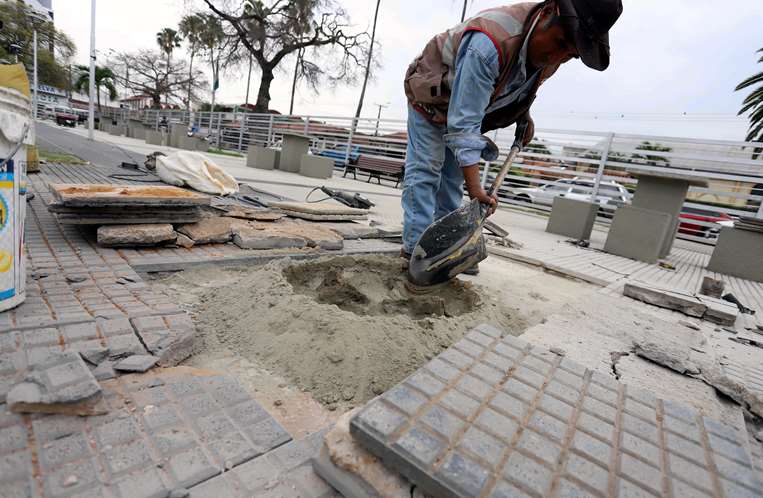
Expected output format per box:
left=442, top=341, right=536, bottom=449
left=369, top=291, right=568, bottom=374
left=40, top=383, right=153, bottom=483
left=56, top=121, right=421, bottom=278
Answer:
left=462, top=164, right=498, bottom=216
left=515, top=114, right=535, bottom=147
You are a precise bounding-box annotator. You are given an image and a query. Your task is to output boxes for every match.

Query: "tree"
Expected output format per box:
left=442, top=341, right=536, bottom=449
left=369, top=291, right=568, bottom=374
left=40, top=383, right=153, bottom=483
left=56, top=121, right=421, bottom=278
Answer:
left=736, top=48, right=763, bottom=159
left=195, top=13, right=230, bottom=112
left=179, top=15, right=206, bottom=111
left=0, top=2, right=76, bottom=88
left=110, top=50, right=207, bottom=109
left=632, top=141, right=672, bottom=166
left=74, top=66, right=117, bottom=112
left=202, top=0, right=374, bottom=113
left=354, top=0, right=381, bottom=119
left=156, top=28, right=182, bottom=105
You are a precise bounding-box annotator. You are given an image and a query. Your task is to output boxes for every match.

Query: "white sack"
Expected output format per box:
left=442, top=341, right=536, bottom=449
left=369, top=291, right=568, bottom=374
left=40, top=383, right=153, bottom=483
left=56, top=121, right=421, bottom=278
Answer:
left=155, top=151, right=239, bottom=195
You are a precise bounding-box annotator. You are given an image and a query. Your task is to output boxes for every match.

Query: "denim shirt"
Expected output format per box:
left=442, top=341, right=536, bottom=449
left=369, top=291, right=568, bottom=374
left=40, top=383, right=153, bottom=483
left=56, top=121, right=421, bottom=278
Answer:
left=445, top=29, right=540, bottom=167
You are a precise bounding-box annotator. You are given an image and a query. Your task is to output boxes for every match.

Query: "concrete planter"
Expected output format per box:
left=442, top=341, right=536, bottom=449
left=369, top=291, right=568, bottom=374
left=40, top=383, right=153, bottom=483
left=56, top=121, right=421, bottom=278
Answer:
left=546, top=197, right=598, bottom=240
left=107, top=125, right=127, bottom=137
left=299, top=154, right=334, bottom=179
left=707, top=227, right=763, bottom=283
left=169, top=124, right=186, bottom=148
left=604, top=206, right=672, bottom=264
left=280, top=133, right=310, bottom=173
left=129, top=126, right=147, bottom=140
left=145, top=130, right=167, bottom=147
left=247, top=146, right=279, bottom=170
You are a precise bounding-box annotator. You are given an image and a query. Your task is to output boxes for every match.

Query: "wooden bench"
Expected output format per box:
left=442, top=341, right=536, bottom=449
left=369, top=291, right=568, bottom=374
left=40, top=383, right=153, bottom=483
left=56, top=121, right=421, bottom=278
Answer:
left=344, top=154, right=405, bottom=188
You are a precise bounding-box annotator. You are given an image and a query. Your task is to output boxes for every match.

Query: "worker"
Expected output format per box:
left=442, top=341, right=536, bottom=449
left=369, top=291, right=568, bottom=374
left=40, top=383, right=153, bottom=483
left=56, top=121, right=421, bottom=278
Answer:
left=401, top=0, right=623, bottom=274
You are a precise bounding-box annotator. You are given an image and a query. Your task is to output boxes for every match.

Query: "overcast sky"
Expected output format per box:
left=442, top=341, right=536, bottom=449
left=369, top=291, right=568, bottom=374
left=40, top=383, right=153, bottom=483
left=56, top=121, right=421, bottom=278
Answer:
left=55, top=0, right=762, bottom=140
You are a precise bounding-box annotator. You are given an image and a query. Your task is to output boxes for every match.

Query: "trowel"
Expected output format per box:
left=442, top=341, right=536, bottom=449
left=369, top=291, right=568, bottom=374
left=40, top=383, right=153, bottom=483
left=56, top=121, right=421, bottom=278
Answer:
left=407, top=129, right=525, bottom=287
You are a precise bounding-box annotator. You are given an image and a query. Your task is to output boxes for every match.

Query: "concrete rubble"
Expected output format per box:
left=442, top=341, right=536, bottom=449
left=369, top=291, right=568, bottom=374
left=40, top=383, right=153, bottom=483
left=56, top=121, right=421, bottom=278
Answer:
left=113, top=354, right=160, bottom=373
left=624, top=282, right=739, bottom=325
left=177, top=216, right=246, bottom=244
left=233, top=226, right=308, bottom=250
left=97, top=223, right=177, bottom=247
left=312, top=408, right=427, bottom=498
left=6, top=352, right=104, bottom=415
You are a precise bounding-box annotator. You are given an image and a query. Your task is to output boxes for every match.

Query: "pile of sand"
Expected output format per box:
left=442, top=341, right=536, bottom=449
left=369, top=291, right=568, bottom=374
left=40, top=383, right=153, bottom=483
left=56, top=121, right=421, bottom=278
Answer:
left=152, top=255, right=526, bottom=409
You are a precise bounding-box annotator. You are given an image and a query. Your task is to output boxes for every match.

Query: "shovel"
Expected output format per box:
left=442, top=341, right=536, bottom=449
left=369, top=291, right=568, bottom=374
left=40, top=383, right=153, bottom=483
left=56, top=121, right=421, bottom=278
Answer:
left=407, top=131, right=525, bottom=287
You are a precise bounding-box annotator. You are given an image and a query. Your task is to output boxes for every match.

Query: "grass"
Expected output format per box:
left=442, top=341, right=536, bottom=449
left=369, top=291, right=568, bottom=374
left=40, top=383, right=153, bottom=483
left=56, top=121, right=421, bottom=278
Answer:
left=207, top=147, right=244, bottom=158
left=39, top=149, right=87, bottom=165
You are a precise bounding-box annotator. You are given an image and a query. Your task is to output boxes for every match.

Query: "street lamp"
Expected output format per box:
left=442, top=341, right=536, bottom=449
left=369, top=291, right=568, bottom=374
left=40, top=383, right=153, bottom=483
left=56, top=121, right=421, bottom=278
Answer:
left=373, top=102, right=389, bottom=136
left=88, top=0, right=96, bottom=140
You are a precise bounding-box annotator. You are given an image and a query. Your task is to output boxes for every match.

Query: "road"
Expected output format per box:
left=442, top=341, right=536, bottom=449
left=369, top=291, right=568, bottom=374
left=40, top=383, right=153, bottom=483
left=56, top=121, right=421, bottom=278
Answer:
left=35, top=120, right=147, bottom=168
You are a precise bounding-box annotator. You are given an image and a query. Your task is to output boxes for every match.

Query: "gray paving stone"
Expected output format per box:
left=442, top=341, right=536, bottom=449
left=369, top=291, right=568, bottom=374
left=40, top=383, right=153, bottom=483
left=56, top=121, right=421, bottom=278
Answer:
left=113, top=354, right=159, bottom=372
left=6, top=351, right=102, bottom=415
left=350, top=325, right=763, bottom=498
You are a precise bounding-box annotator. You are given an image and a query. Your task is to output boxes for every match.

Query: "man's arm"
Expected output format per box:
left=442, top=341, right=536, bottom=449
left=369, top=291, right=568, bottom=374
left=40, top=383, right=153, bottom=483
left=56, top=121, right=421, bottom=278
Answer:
left=445, top=32, right=501, bottom=214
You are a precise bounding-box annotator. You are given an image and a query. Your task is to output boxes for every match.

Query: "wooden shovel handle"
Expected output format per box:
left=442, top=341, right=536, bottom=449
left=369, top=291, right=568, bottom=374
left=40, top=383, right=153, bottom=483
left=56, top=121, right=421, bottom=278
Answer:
left=487, top=145, right=522, bottom=199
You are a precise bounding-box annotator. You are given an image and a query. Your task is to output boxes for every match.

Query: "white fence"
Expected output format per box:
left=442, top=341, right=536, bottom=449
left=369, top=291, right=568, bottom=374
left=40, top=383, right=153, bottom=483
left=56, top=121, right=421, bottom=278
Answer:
left=102, top=108, right=763, bottom=245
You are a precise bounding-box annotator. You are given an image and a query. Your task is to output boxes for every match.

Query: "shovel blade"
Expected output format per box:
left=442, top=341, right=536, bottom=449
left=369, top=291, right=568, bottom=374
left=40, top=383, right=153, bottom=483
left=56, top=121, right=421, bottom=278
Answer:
left=407, top=199, right=488, bottom=287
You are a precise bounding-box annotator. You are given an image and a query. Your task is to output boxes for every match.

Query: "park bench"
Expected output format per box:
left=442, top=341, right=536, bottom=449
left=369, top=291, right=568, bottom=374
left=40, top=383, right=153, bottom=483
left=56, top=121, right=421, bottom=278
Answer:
left=344, top=154, right=405, bottom=188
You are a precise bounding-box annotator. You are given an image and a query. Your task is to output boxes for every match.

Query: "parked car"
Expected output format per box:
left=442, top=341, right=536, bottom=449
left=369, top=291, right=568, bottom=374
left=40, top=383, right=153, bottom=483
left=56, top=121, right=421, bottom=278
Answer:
left=509, top=178, right=631, bottom=207
left=54, top=107, right=77, bottom=127
left=678, top=207, right=734, bottom=239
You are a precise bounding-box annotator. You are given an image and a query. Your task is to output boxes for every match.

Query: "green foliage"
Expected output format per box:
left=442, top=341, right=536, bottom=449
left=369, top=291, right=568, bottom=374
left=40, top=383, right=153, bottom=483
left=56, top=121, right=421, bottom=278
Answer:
left=736, top=48, right=763, bottom=158
left=0, top=2, right=76, bottom=87
left=156, top=28, right=182, bottom=60
left=525, top=139, right=551, bottom=155
left=632, top=141, right=672, bottom=166
left=74, top=66, right=117, bottom=111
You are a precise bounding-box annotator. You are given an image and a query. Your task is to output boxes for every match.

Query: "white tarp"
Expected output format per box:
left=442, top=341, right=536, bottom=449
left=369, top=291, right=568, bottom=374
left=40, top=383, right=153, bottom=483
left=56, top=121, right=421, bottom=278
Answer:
left=155, top=151, right=239, bottom=196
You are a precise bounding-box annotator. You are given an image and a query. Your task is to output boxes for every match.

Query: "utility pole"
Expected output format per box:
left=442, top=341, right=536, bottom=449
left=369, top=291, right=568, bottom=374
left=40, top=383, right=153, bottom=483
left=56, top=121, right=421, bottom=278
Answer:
left=244, top=54, right=253, bottom=108
left=373, top=102, right=389, bottom=136
left=461, top=0, right=468, bottom=22
left=88, top=0, right=96, bottom=140
left=32, top=29, right=37, bottom=119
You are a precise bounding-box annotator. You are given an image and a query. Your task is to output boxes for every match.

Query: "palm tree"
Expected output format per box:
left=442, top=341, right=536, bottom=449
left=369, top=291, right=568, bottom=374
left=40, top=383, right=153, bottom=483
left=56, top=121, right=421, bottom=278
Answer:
left=736, top=48, right=763, bottom=158
left=197, top=15, right=226, bottom=112
left=156, top=28, right=182, bottom=105
left=74, top=66, right=117, bottom=113
left=179, top=15, right=205, bottom=111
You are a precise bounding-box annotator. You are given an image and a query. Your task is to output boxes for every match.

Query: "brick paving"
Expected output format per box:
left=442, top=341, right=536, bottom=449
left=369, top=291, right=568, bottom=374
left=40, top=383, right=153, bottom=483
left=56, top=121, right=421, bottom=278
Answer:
left=0, top=370, right=292, bottom=498
left=350, top=324, right=763, bottom=498
left=0, top=162, right=404, bottom=497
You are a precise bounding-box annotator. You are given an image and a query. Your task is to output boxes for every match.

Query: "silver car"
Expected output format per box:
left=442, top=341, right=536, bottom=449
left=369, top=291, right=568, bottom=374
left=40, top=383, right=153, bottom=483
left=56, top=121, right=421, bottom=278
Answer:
left=509, top=178, right=631, bottom=207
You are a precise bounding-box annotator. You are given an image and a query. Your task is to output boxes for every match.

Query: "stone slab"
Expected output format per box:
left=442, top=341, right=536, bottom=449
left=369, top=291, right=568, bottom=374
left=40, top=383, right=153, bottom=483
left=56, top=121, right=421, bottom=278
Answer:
left=350, top=324, right=761, bottom=498
left=114, top=354, right=160, bottom=373
left=50, top=184, right=211, bottom=207
left=270, top=201, right=369, bottom=217
left=313, top=222, right=381, bottom=240
left=7, top=351, right=103, bottom=415
left=233, top=227, right=307, bottom=250
left=97, top=224, right=177, bottom=247
left=707, top=227, right=763, bottom=283
left=177, top=217, right=248, bottom=245
left=704, top=361, right=763, bottom=418
left=697, top=295, right=740, bottom=326
left=546, top=197, right=598, bottom=241
left=187, top=429, right=337, bottom=498
left=313, top=409, right=427, bottom=498
left=604, top=206, right=672, bottom=264
left=624, top=282, right=707, bottom=318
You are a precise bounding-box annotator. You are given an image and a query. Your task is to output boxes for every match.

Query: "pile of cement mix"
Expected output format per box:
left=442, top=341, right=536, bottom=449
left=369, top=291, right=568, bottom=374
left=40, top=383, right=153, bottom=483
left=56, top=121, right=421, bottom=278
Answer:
left=152, top=255, right=526, bottom=409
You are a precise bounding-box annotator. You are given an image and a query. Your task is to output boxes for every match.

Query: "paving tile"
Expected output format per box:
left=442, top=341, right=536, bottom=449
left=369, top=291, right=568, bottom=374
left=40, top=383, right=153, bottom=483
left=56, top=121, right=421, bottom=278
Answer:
left=350, top=324, right=762, bottom=498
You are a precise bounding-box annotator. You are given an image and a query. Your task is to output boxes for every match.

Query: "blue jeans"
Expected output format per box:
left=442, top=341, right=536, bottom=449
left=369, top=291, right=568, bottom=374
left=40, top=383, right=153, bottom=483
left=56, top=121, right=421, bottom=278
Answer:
left=402, top=106, right=465, bottom=253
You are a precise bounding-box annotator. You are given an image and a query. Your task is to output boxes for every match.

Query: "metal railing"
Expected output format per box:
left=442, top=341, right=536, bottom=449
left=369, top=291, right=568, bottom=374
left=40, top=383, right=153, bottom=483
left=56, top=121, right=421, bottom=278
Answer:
left=99, top=107, right=763, bottom=245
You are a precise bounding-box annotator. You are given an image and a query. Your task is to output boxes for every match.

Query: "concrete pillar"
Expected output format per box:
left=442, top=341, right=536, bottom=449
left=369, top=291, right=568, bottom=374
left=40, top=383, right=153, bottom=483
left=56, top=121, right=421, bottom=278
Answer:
left=280, top=133, right=311, bottom=173
left=631, top=176, right=690, bottom=258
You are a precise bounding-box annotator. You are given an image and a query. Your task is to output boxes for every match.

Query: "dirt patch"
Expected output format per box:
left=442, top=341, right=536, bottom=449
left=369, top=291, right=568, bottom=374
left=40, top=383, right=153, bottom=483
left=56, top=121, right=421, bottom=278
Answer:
left=151, top=255, right=526, bottom=410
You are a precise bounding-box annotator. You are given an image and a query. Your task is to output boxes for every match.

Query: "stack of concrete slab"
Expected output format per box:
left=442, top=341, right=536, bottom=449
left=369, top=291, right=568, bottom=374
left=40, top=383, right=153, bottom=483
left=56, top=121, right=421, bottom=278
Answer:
left=271, top=201, right=369, bottom=221
left=47, top=183, right=209, bottom=226
left=320, top=324, right=762, bottom=498
left=623, top=282, right=738, bottom=325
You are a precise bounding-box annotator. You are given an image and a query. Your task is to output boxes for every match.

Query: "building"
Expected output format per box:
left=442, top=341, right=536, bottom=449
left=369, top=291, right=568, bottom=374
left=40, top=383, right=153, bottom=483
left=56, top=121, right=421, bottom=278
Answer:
left=35, top=83, right=66, bottom=107
left=120, top=95, right=153, bottom=110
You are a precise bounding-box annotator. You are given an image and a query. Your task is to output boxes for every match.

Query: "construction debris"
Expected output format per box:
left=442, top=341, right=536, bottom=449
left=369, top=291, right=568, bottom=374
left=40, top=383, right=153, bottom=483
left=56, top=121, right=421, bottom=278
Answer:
left=633, top=339, right=700, bottom=375
left=114, top=354, right=160, bottom=373
left=271, top=201, right=369, bottom=221
left=6, top=352, right=104, bottom=415
left=700, top=276, right=725, bottom=298
left=624, top=282, right=738, bottom=325
left=312, top=408, right=427, bottom=498
left=48, top=183, right=208, bottom=225
left=233, top=225, right=308, bottom=250
left=97, top=224, right=177, bottom=247
left=176, top=217, right=247, bottom=244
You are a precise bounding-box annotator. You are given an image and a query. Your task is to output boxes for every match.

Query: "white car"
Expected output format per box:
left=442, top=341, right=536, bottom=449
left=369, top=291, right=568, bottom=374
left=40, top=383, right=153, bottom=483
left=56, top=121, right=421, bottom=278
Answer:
left=510, top=178, right=631, bottom=207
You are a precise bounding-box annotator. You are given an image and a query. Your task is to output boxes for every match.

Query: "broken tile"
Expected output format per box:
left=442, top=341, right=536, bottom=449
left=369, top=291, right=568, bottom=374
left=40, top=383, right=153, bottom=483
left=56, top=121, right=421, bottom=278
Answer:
left=114, top=355, right=159, bottom=373
left=6, top=352, right=103, bottom=415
